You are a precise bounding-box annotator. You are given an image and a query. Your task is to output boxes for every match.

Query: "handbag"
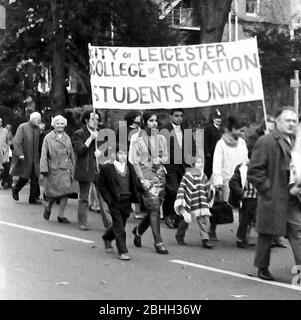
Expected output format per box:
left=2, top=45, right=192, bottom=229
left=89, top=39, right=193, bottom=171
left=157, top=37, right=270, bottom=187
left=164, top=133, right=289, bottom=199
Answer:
left=209, top=190, right=234, bottom=224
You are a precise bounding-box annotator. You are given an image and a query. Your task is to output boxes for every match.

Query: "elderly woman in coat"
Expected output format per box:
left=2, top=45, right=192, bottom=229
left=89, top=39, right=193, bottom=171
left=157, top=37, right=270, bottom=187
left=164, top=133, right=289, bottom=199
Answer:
left=40, top=115, right=76, bottom=223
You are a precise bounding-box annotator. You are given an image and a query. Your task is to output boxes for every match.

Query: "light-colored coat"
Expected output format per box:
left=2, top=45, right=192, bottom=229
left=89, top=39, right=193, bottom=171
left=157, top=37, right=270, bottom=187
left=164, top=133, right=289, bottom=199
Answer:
left=40, top=130, right=76, bottom=198
left=9, top=122, right=40, bottom=179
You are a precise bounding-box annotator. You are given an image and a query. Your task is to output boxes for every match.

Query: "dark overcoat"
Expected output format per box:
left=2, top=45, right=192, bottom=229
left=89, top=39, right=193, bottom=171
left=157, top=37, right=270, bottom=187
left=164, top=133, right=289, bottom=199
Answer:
left=40, top=130, right=76, bottom=198
left=204, top=124, right=223, bottom=178
left=72, top=125, right=97, bottom=182
left=9, top=122, right=40, bottom=179
left=247, top=129, right=293, bottom=236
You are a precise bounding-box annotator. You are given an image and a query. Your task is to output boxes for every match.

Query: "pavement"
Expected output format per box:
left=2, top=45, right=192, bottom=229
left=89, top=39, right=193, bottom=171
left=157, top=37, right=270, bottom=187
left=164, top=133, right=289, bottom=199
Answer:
left=0, top=185, right=300, bottom=300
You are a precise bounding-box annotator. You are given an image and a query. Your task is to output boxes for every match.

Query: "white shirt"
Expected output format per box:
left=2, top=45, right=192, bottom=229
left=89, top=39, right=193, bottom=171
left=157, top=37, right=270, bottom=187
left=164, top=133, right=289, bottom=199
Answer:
left=171, top=122, right=183, bottom=148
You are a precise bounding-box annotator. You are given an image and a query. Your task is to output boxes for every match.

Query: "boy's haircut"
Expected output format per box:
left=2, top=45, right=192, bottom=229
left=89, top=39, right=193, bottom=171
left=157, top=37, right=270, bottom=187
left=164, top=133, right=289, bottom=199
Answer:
left=81, top=110, right=101, bottom=125
left=170, top=108, right=184, bottom=115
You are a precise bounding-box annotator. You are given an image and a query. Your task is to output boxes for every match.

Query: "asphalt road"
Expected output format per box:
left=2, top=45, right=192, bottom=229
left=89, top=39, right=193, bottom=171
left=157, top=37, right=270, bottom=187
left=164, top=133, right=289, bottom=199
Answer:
left=0, top=186, right=300, bottom=300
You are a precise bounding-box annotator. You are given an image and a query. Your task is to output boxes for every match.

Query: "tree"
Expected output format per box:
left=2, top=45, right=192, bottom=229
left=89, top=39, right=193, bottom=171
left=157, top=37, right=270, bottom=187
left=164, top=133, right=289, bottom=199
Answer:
left=192, top=0, right=233, bottom=43
left=0, top=0, right=179, bottom=113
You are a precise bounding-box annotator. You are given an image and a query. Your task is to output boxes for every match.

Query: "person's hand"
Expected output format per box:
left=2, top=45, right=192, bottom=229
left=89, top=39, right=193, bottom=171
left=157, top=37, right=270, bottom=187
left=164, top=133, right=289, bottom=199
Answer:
left=141, top=179, right=151, bottom=190
left=94, top=149, right=102, bottom=158
left=90, top=131, right=98, bottom=140
left=19, top=155, right=25, bottom=160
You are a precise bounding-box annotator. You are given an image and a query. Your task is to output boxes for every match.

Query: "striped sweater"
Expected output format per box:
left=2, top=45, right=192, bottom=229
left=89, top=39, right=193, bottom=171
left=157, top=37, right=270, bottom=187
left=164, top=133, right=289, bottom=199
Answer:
left=174, top=170, right=213, bottom=216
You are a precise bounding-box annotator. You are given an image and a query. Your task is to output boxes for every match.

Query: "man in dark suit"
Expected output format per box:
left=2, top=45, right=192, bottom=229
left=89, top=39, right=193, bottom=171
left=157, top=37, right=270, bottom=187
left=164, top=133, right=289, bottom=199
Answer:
left=72, top=110, right=112, bottom=231
left=204, top=108, right=223, bottom=179
left=160, top=109, right=195, bottom=228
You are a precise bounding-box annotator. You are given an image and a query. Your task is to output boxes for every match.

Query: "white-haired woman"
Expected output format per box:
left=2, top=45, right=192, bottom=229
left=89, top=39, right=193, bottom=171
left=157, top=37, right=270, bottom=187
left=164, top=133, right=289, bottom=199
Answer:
left=40, top=115, right=76, bottom=223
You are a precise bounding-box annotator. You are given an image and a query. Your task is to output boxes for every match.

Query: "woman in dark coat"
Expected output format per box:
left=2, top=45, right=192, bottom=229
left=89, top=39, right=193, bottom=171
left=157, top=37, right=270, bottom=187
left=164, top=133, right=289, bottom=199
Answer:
left=40, top=115, right=76, bottom=223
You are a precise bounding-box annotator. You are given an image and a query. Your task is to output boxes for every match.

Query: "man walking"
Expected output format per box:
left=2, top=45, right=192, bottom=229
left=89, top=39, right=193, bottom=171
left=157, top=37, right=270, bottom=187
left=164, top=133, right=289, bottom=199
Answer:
left=72, top=110, right=112, bottom=231
left=247, top=107, right=297, bottom=281
left=10, top=112, right=42, bottom=204
left=161, top=109, right=195, bottom=228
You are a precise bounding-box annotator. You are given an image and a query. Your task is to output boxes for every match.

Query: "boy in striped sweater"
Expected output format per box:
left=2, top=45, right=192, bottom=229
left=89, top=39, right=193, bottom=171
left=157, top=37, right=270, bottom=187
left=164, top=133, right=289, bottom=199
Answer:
left=174, top=157, right=214, bottom=249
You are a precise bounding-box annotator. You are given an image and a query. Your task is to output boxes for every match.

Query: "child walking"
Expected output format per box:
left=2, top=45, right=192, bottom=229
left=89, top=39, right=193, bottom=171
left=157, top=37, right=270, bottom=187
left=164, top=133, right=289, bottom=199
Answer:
left=174, top=157, right=214, bottom=249
left=97, top=146, right=142, bottom=260
left=228, top=161, right=257, bottom=248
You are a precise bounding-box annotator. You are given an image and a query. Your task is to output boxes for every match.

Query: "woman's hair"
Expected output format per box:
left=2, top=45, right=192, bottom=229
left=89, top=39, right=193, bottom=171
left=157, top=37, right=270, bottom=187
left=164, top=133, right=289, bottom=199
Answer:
left=124, top=110, right=141, bottom=125
left=227, top=115, right=247, bottom=131
left=142, top=111, right=157, bottom=127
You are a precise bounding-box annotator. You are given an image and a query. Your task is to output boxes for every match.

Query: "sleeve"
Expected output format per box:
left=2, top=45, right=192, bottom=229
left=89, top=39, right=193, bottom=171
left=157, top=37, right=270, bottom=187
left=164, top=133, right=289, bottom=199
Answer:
left=160, top=135, right=169, bottom=164
left=204, top=127, right=211, bottom=158
left=129, top=139, right=144, bottom=180
left=40, top=137, right=49, bottom=174
left=97, top=165, right=112, bottom=205
left=212, top=140, right=224, bottom=186
left=72, top=131, right=89, bottom=156
left=247, top=138, right=269, bottom=193
left=12, top=125, right=24, bottom=157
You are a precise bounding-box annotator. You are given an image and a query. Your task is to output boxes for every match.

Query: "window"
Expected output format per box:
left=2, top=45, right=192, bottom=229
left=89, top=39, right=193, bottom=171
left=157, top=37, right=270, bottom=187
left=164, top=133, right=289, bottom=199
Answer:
left=246, top=0, right=260, bottom=16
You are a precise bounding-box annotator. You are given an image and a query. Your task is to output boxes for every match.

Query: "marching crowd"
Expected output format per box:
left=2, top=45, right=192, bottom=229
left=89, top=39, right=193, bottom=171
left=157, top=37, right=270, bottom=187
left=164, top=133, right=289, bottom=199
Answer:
left=0, top=106, right=300, bottom=282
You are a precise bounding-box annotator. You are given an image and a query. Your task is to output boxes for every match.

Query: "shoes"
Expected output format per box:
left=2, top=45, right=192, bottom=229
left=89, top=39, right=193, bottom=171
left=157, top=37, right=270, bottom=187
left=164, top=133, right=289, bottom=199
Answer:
left=57, top=216, right=71, bottom=224
left=29, top=198, right=42, bottom=204
left=132, top=227, right=142, bottom=247
left=2, top=182, right=9, bottom=189
left=12, top=187, right=19, bottom=201
left=175, top=235, right=186, bottom=245
left=202, top=239, right=214, bottom=249
left=164, top=216, right=175, bottom=229
left=154, top=243, right=169, bottom=254
left=103, top=239, right=114, bottom=253
left=79, top=225, right=90, bottom=231
left=43, top=208, right=51, bottom=220
left=118, top=253, right=130, bottom=260
left=236, top=241, right=249, bottom=249
left=271, top=241, right=287, bottom=248
left=257, top=268, right=274, bottom=281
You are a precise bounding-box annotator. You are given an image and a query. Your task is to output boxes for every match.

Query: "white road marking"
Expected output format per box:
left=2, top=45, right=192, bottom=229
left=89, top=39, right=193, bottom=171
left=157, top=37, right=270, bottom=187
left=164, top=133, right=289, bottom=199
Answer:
left=170, top=259, right=301, bottom=292
left=0, top=220, right=95, bottom=244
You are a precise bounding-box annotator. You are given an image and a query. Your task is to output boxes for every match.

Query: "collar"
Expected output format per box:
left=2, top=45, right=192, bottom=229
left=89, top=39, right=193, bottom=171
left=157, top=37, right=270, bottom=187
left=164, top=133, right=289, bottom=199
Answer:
left=171, top=122, right=181, bottom=129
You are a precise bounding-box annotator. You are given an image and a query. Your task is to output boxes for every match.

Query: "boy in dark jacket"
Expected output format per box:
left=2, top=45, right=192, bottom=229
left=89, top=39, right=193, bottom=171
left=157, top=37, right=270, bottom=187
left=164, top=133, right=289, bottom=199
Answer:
left=228, top=161, right=257, bottom=248
left=97, top=145, right=142, bottom=260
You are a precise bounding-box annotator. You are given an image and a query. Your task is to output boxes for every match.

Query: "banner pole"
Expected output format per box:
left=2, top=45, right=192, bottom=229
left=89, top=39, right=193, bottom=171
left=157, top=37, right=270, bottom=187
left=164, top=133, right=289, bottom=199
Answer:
left=262, top=98, right=268, bottom=131
left=88, top=43, right=100, bottom=171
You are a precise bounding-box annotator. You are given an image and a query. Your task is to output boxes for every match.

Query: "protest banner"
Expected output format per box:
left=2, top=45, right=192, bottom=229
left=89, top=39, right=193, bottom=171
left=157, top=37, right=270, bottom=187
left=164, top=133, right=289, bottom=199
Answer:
left=89, top=38, right=264, bottom=109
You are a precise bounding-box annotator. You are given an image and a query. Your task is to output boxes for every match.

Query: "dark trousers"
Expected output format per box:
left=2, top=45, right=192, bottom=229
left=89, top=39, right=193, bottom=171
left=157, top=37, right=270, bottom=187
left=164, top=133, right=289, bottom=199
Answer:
left=162, top=166, right=184, bottom=226
left=1, top=160, right=12, bottom=187
left=137, top=209, right=163, bottom=245
left=102, top=198, right=132, bottom=254
left=14, top=170, right=40, bottom=201
left=254, top=233, right=274, bottom=269
left=236, top=198, right=257, bottom=242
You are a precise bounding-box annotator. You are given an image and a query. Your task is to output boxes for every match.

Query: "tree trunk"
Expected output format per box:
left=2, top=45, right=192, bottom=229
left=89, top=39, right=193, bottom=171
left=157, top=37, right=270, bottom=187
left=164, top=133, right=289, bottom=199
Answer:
left=192, top=0, right=233, bottom=44
left=50, top=0, right=66, bottom=114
